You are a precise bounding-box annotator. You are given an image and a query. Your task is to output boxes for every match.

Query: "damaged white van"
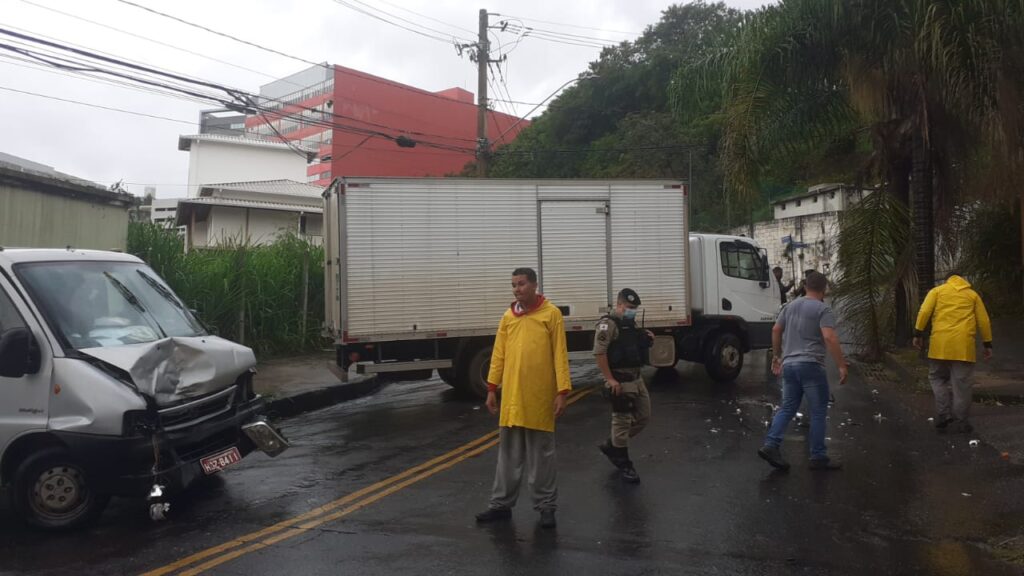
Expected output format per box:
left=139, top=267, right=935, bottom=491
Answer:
left=0, top=248, right=287, bottom=530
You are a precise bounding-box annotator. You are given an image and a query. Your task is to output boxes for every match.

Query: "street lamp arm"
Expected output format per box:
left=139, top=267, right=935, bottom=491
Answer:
left=494, top=74, right=597, bottom=143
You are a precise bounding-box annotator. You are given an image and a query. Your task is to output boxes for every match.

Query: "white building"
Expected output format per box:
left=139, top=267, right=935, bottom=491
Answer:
left=733, top=184, right=871, bottom=287
left=175, top=180, right=323, bottom=250
left=148, top=198, right=179, bottom=227
left=177, top=134, right=316, bottom=197
left=772, top=183, right=867, bottom=219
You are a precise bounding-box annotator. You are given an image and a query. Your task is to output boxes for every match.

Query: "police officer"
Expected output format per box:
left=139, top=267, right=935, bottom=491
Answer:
left=594, top=288, right=653, bottom=483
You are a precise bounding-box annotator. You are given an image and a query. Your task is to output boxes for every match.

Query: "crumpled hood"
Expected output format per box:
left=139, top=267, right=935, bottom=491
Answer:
left=947, top=275, right=972, bottom=291
left=79, top=336, right=256, bottom=405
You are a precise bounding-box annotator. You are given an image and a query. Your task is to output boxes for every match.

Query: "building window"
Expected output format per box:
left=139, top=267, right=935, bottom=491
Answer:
left=780, top=203, right=786, bottom=211
left=813, top=195, right=818, bottom=203
left=830, top=191, right=836, bottom=199
left=796, top=200, right=802, bottom=207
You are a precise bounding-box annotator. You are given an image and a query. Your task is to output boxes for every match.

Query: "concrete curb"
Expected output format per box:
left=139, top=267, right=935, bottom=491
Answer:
left=881, top=351, right=1024, bottom=405
left=264, top=375, right=381, bottom=419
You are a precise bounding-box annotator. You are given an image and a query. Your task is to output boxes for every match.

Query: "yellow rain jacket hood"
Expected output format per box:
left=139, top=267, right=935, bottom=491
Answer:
left=914, top=275, right=993, bottom=362
left=487, top=296, right=572, bottom=432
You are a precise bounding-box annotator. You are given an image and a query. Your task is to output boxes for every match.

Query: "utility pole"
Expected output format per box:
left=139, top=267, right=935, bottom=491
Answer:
left=476, top=8, right=490, bottom=177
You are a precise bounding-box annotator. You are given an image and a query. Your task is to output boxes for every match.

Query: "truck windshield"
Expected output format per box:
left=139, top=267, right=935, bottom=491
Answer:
left=15, top=261, right=205, bottom=349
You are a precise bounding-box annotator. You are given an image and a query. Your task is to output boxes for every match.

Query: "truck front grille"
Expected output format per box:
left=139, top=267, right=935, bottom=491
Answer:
left=158, top=385, right=237, bottom=431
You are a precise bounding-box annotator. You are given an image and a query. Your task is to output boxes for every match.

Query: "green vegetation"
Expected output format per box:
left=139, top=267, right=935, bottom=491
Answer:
left=127, top=222, right=326, bottom=357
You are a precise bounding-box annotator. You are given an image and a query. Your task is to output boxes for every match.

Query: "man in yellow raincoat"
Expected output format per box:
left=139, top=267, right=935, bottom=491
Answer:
left=913, top=273, right=993, bottom=434
left=475, top=267, right=571, bottom=529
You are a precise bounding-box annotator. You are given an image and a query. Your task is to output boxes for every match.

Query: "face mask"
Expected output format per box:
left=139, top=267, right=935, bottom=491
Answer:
left=623, top=308, right=637, bottom=321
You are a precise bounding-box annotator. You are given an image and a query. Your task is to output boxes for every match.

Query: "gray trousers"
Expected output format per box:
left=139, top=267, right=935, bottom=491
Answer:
left=929, top=360, right=975, bottom=422
left=489, top=426, right=557, bottom=512
left=611, top=379, right=651, bottom=448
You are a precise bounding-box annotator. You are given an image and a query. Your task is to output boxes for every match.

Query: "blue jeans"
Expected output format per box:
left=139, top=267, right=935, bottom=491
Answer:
left=765, top=362, right=830, bottom=460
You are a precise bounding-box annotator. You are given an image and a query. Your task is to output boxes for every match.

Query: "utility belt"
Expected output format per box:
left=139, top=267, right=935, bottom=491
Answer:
left=612, top=371, right=638, bottom=383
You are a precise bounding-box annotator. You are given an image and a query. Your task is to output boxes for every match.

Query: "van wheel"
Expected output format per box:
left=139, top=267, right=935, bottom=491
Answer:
left=457, top=345, right=493, bottom=399
left=704, top=332, right=744, bottom=382
left=12, top=447, right=109, bottom=531
left=437, top=368, right=460, bottom=388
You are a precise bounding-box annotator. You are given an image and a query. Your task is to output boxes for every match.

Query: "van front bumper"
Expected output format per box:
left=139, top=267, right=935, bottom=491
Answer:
left=53, top=397, right=268, bottom=497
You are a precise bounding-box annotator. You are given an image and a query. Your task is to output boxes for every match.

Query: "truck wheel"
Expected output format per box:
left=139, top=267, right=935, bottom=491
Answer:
left=12, top=447, right=110, bottom=531
left=705, top=332, right=744, bottom=383
left=437, top=368, right=460, bottom=388
left=457, top=345, right=493, bottom=399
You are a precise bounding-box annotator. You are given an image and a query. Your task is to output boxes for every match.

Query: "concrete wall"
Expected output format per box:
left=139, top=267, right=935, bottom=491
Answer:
left=185, top=141, right=308, bottom=197
left=204, top=206, right=299, bottom=246
left=0, top=183, right=129, bottom=250
left=732, top=211, right=842, bottom=288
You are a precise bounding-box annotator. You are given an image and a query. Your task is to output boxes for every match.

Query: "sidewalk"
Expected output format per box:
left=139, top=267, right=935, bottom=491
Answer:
left=253, top=352, right=379, bottom=418
left=884, top=317, right=1024, bottom=402
left=881, top=316, right=1024, bottom=462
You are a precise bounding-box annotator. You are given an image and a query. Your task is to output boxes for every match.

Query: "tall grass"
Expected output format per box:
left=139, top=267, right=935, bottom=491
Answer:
left=127, top=222, right=327, bottom=357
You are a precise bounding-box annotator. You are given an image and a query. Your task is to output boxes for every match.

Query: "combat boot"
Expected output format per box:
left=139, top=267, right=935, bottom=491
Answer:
left=619, top=448, right=640, bottom=483
left=598, top=439, right=627, bottom=468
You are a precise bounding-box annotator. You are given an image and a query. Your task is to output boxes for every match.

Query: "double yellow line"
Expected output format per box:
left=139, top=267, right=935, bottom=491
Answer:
left=143, top=387, right=592, bottom=576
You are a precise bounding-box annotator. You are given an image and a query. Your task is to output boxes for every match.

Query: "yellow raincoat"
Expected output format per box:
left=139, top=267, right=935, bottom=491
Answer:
left=914, top=275, right=993, bottom=362
left=487, top=297, right=572, bottom=432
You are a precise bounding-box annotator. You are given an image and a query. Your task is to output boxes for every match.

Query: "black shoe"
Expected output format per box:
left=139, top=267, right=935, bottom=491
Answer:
left=475, top=508, right=512, bottom=523
left=620, top=462, right=641, bottom=484
left=952, top=421, right=974, bottom=434
left=757, top=445, right=790, bottom=471
left=539, top=509, right=556, bottom=529
left=934, top=416, right=955, bottom=430
left=598, top=440, right=626, bottom=468
left=809, top=458, right=842, bottom=470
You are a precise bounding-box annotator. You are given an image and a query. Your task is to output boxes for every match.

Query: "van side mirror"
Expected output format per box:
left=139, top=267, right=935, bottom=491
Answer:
left=0, top=327, right=41, bottom=378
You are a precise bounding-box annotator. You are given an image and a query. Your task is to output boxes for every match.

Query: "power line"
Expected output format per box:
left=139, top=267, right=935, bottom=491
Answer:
left=0, top=28, right=482, bottom=152
left=369, top=0, right=477, bottom=36
left=18, top=0, right=307, bottom=90
left=333, top=0, right=472, bottom=44
left=494, top=13, right=641, bottom=37
left=113, top=0, right=324, bottom=68
left=0, top=84, right=196, bottom=124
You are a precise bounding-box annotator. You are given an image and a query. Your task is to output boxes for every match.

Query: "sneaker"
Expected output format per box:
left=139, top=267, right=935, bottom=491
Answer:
left=475, top=507, right=512, bottom=523
left=934, top=416, right=955, bottom=430
left=539, top=509, right=556, bottom=529
left=620, top=462, right=641, bottom=484
left=757, top=445, right=790, bottom=470
left=809, top=458, right=842, bottom=470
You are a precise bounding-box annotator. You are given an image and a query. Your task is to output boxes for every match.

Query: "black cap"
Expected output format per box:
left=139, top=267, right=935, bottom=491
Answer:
left=618, top=288, right=641, bottom=306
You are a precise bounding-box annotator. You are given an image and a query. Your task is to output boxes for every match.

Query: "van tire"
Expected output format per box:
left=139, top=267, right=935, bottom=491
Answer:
left=457, top=345, right=493, bottom=399
left=12, top=447, right=109, bottom=531
left=704, top=332, right=744, bottom=382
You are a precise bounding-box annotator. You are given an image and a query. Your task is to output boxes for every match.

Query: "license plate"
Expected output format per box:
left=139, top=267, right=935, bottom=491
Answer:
left=200, top=446, right=241, bottom=475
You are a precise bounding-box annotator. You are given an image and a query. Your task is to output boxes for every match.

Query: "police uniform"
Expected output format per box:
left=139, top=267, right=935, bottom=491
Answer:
left=593, top=288, right=652, bottom=482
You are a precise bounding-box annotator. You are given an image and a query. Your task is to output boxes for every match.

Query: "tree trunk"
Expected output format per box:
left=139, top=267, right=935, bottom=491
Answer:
left=911, top=132, right=935, bottom=301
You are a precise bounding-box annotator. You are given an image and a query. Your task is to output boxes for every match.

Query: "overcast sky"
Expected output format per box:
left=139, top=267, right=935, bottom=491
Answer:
left=0, top=0, right=773, bottom=197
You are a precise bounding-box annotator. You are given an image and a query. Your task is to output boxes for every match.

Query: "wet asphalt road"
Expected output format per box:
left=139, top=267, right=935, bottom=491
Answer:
left=3, top=354, right=1024, bottom=576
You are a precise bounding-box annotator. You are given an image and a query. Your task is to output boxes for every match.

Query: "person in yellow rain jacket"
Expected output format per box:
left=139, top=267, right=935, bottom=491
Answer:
left=475, top=267, right=571, bottom=530
left=913, top=273, right=994, bottom=434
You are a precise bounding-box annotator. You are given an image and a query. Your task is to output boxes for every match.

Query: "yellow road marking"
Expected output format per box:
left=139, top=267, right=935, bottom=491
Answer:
left=143, top=387, right=592, bottom=576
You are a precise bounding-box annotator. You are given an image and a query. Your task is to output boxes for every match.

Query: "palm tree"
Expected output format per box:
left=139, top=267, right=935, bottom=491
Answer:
left=676, top=0, right=1024, bottom=354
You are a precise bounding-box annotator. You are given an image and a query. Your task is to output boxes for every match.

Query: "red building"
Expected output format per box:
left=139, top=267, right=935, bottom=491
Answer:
left=246, top=64, right=526, bottom=186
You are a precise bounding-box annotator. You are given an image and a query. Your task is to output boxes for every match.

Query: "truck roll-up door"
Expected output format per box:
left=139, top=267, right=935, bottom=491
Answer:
left=539, top=200, right=610, bottom=319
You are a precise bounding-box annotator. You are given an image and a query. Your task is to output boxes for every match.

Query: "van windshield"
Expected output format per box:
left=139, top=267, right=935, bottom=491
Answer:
left=16, top=261, right=205, bottom=350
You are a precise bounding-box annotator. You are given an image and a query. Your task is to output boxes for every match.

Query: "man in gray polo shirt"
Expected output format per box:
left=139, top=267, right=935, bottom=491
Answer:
left=758, top=271, right=849, bottom=471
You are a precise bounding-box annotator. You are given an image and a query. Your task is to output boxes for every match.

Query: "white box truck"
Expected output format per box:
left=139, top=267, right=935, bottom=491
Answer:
left=323, top=178, right=780, bottom=398
left=0, top=248, right=287, bottom=530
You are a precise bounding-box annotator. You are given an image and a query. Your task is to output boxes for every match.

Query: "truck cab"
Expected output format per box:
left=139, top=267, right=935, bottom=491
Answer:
left=0, top=248, right=286, bottom=530
left=679, top=234, right=780, bottom=381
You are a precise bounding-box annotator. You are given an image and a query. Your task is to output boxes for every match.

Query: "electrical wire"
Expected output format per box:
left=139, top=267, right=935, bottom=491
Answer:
left=332, top=0, right=465, bottom=45
left=0, top=84, right=196, bottom=124
left=494, top=13, right=641, bottom=37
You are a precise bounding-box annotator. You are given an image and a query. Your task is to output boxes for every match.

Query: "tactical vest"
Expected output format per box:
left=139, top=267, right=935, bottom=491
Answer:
left=603, top=315, right=648, bottom=369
